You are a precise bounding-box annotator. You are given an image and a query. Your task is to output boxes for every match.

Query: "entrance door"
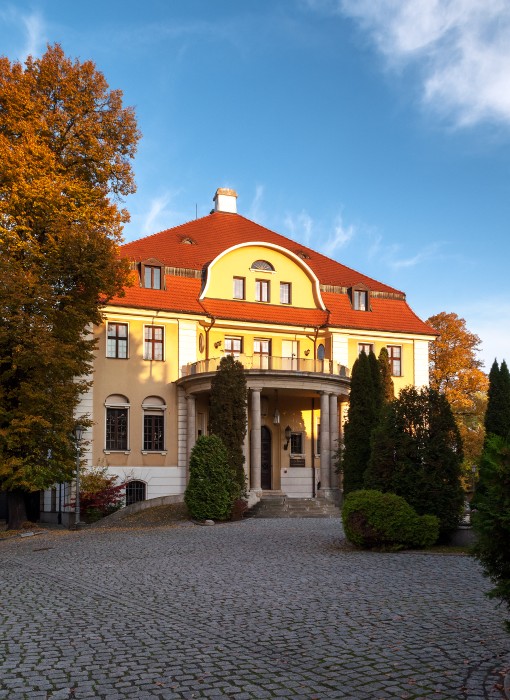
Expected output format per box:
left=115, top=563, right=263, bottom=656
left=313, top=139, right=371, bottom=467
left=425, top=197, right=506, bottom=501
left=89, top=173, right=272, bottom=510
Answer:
left=261, top=426, right=272, bottom=490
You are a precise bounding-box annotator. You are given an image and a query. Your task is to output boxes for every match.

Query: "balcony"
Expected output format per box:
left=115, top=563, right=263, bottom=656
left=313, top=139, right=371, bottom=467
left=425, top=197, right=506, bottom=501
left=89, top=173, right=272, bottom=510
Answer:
left=181, top=355, right=350, bottom=378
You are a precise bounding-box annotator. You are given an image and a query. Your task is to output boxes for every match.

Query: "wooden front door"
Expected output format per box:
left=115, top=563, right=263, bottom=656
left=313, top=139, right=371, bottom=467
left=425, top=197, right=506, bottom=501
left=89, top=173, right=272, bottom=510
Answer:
left=261, top=426, right=272, bottom=490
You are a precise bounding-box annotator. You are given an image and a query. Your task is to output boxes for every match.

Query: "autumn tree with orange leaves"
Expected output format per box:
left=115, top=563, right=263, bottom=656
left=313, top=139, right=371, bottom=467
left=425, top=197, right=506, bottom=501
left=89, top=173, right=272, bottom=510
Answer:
left=0, top=45, right=140, bottom=527
left=427, top=312, right=488, bottom=486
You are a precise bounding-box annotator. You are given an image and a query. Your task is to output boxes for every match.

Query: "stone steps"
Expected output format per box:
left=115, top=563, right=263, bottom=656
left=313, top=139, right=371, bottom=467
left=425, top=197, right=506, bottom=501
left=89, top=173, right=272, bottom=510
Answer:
left=245, top=497, right=340, bottom=519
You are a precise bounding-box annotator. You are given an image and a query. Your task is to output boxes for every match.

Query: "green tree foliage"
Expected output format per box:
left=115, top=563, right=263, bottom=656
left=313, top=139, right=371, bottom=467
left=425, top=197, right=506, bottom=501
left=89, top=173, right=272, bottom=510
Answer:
left=378, top=347, right=394, bottom=403
left=365, top=386, right=464, bottom=536
left=0, top=45, right=139, bottom=527
left=209, top=355, right=248, bottom=494
left=342, top=490, right=439, bottom=550
left=427, top=312, right=488, bottom=481
left=184, top=435, right=237, bottom=521
left=342, top=350, right=388, bottom=494
left=472, top=435, right=510, bottom=630
left=485, top=360, right=510, bottom=440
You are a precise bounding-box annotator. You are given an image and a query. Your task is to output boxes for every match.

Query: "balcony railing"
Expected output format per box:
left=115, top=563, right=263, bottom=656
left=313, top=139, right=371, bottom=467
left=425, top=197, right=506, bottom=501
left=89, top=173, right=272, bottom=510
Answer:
left=182, top=355, right=350, bottom=378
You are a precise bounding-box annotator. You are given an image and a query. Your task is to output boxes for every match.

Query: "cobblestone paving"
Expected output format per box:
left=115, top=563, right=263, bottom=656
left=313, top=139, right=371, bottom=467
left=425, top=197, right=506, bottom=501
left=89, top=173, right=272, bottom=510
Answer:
left=0, top=519, right=508, bottom=699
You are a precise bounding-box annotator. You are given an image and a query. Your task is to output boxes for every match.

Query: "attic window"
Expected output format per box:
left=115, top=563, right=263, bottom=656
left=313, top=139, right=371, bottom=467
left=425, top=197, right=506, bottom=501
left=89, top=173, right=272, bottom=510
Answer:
left=139, top=259, right=165, bottom=290
left=180, top=236, right=196, bottom=245
left=251, top=260, right=274, bottom=272
left=295, top=250, right=310, bottom=260
left=349, top=285, right=370, bottom=311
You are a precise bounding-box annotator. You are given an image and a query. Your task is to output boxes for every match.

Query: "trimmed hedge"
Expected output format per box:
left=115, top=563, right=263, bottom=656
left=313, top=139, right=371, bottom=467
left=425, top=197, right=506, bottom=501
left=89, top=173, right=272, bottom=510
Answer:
left=342, top=489, right=439, bottom=551
left=184, top=435, right=238, bottom=521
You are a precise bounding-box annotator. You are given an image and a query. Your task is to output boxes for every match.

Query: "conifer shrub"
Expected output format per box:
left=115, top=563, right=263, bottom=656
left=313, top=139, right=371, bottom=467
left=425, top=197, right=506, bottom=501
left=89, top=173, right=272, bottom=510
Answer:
left=184, top=435, right=238, bottom=521
left=472, top=435, right=510, bottom=630
left=342, top=490, right=439, bottom=550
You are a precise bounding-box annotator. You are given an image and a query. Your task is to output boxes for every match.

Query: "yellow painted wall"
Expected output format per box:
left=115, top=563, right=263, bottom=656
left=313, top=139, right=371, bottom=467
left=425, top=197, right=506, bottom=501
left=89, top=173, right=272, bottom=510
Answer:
left=347, top=337, right=414, bottom=393
left=203, top=244, right=321, bottom=308
left=92, top=314, right=181, bottom=467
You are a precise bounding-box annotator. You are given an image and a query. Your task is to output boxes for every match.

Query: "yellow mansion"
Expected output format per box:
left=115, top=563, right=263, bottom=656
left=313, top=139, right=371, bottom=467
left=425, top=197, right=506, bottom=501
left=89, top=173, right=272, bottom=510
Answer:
left=43, top=188, right=435, bottom=519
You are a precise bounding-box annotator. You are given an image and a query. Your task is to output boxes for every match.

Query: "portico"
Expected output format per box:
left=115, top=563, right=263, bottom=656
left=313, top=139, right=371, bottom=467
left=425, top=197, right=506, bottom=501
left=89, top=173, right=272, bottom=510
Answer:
left=177, top=360, right=350, bottom=502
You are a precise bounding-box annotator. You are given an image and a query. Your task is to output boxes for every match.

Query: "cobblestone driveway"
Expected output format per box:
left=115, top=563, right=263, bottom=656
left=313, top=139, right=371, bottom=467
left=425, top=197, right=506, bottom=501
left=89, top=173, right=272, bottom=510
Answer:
left=1, top=519, right=508, bottom=699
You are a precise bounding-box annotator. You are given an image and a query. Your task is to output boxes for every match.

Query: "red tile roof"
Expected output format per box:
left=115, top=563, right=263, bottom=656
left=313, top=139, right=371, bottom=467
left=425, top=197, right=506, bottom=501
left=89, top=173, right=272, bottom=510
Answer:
left=120, top=212, right=402, bottom=295
left=323, top=292, right=436, bottom=335
left=108, top=273, right=436, bottom=337
left=200, top=299, right=329, bottom=328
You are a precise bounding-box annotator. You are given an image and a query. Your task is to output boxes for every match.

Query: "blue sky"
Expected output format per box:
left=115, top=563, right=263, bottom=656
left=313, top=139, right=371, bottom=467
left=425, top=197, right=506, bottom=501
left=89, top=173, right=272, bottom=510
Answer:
left=2, top=0, right=510, bottom=370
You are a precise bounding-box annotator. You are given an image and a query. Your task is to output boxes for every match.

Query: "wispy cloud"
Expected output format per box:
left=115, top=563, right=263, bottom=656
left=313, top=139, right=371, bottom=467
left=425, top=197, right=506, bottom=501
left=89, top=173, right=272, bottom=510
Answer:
left=283, top=210, right=315, bottom=248
left=385, top=242, right=445, bottom=270
left=0, top=7, right=47, bottom=60
left=140, top=191, right=182, bottom=236
left=247, top=185, right=265, bottom=222
left=321, top=214, right=355, bottom=256
left=306, top=0, right=510, bottom=128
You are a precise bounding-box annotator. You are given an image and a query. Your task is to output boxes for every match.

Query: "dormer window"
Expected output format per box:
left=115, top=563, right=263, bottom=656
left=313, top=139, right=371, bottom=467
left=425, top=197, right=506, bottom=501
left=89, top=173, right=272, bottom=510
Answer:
left=350, top=285, right=370, bottom=311
left=250, top=260, right=274, bottom=272
left=145, top=266, right=161, bottom=289
left=139, top=259, right=165, bottom=290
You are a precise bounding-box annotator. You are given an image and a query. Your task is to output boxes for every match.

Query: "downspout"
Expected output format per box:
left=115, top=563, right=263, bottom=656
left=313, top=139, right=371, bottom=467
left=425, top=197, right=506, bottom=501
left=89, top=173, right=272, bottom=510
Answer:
left=311, top=397, right=316, bottom=498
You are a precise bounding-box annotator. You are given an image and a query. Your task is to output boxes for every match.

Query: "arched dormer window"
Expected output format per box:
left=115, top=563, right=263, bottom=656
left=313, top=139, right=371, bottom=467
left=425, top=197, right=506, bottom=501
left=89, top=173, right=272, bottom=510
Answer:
left=138, top=258, right=165, bottom=290
left=349, top=284, right=370, bottom=312
left=250, top=260, right=274, bottom=272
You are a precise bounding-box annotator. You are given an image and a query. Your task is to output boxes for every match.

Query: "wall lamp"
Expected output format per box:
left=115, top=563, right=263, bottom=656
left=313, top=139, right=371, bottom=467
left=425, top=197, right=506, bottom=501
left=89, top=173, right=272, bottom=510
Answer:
left=214, top=340, right=222, bottom=349
left=283, top=425, right=292, bottom=450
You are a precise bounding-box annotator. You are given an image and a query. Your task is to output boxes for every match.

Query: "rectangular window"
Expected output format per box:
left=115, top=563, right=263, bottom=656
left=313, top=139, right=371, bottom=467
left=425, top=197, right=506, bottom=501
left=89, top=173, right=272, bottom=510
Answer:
left=106, top=408, right=128, bottom=451
left=280, top=282, right=291, bottom=304
left=225, top=336, right=243, bottom=356
left=354, top=290, right=368, bottom=311
left=143, top=414, right=164, bottom=451
left=358, top=343, right=373, bottom=356
left=144, top=326, right=164, bottom=361
left=144, top=265, right=162, bottom=290
left=290, top=432, right=303, bottom=455
left=107, top=323, right=128, bottom=359
left=255, top=279, right=270, bottom=302
left=387, top=345, right=402, bottom=377
left=233, top=277, right=245, bottom=300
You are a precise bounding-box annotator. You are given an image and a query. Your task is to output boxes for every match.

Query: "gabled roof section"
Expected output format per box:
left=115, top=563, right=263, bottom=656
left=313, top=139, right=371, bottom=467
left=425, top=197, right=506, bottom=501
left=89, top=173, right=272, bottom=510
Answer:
left=120, top=212, right=402, bottom=295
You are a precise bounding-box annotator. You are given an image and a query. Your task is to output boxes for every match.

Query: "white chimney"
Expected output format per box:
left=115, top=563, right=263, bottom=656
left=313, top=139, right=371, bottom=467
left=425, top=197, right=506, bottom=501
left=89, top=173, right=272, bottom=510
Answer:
left=213, top=187, right=238, bottom=214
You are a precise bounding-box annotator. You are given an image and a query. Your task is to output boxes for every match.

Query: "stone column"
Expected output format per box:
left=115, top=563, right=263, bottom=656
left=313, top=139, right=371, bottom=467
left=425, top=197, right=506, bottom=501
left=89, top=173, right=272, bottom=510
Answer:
left=186, top=394, right=196, bottom=465
left=250, top=388, right=262, bottom=491
left=329, top=393, right=339, bottom=491
left=319, top=391, right=331, bottom=493
left=243, top=401, right=250, bottom=485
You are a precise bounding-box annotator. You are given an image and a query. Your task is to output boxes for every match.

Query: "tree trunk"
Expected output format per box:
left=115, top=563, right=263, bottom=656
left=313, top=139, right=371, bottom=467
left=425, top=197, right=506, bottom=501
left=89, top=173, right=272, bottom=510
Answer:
left=7, top=490, right=27, bottom=530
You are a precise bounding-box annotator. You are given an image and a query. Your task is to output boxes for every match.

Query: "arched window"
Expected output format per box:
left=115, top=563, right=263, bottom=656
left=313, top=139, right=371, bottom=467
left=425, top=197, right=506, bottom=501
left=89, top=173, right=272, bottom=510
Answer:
left=142, top=396, right=166, bottom=451
left=125, top=480, right=146, bottom=506
left=250, top=260, right=274, bottom=272
left=317, top=344, right=326, bottom=361
left=105, top=394, right=130, bottom=451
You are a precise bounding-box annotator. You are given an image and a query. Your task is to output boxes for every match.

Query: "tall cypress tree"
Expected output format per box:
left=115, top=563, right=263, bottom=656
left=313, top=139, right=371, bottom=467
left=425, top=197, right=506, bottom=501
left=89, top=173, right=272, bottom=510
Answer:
left=366, top=386, right=464, bottom=536
left=209, top=355, right=248, bottom=495
left=342, top=351, right=377, bottom=494
left=485, top=360, right=510, bottom=439
left=378, top=347, right=395, bottom=403
left=368, top=350, right=384, bottom=416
